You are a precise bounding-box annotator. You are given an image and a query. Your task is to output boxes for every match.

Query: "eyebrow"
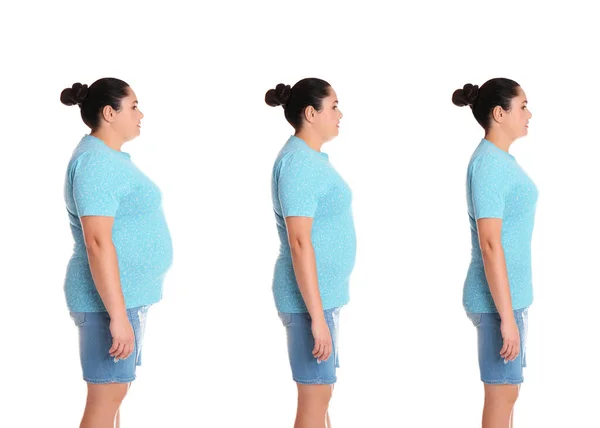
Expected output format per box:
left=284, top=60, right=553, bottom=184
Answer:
left=522, top=100, right=528, bottom=104
left=133, top=100, right=139, bottom=104
left=333, top=100, right=339, bottom=104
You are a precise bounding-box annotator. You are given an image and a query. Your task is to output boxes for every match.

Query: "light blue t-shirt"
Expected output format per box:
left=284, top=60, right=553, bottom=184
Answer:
left=64, top=135, right=173, bottom=312
left=464, top=139, right=538, bottom=313
left=271, top=136, right=357, bottom=313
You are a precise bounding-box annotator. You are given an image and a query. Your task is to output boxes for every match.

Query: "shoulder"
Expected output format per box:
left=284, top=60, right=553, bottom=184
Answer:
left=73, top=141, right=126, bottom=169
left=469, top=151, right=507, bottom=175
left=69, top=146, right=129, bottom=187
left=275, top=148, right=317, bottom=173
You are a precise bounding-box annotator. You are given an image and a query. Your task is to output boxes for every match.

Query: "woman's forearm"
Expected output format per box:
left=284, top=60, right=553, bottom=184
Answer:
left=86, top=240, right=127, bottom=320
left=290, top=239, right=325, bottom=321
left=481, top=242, right=514, bottom=321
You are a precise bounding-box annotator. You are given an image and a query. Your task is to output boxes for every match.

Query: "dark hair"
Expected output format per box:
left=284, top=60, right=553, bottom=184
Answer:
left=60, top=78, right=131, bottom=130
left=265, top=78, right=332, bottom=130
left=452, top=78, right=521, bottom=130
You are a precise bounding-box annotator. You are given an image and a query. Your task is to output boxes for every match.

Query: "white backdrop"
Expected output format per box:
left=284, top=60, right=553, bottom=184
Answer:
left=1, top=1, right=598, bottom=427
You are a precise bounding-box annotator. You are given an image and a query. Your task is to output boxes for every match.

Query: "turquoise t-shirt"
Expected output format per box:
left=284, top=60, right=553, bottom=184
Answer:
left=64, top=135, right=173, bottom=312
left=271, top=136, right=357, bottom=313
left=464, top=139, right=538, bottom=313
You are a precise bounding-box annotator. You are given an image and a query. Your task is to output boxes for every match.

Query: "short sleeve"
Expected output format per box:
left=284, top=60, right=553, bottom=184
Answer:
left=278, top=153, right=324, bottom=218
left=470, top=154, right=507, bottom=220
left=72, top=152, right=127, bottom=217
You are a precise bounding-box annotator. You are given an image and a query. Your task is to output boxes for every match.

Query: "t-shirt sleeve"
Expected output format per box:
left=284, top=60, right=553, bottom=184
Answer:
left=72, top=152, right=127, bottom=217
left=278, top=153, right=324, bottom=218
left=470, top=154, right=507, bottom=220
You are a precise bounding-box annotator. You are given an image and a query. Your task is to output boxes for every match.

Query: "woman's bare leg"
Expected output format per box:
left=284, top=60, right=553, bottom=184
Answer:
left=295, top=384, right=333, bottom=428
left=482, top=384, right=519, bottom=428
left=80, top=383, right=128, bottom=428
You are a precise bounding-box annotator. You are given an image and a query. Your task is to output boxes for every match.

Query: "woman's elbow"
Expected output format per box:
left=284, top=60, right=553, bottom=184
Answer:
left=85, top=235, right=112, bottom=253
left=289, top=236, right=311, bottom=253
left=479, top=238, right=502, bottom=256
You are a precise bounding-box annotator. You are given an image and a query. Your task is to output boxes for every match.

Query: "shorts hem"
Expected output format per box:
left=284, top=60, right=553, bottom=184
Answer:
left=294, top=377, right=337, bottom=385
left=84, top=376, right=136, bottom=384
left=482, top=378, right=523, bottom=385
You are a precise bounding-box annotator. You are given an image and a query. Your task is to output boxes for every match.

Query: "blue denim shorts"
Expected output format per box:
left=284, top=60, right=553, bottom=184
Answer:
left=70, top=305, right=150, bottom=384
left=278, top=307, right=341, bottom=385
left=466, top=308, right=528, bottom=385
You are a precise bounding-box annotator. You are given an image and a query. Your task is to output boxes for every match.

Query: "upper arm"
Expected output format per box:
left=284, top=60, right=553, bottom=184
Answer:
left=80, top=216, right=115, bottom=248
left=285, top=216, right=313, bottom=245
left=278, top=154, right=323, bottom=218
left=72, top=153, right=126, bottom=218
left=476, top=218, right=503, bottom=249
left=471, top=155, right=506, bottom=220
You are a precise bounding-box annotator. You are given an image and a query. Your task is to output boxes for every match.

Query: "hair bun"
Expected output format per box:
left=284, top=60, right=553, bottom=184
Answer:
left=60, top=83, right=89, bottom=106
left=265, top=83, right=291, bottom=107
left=452, top=83, right=479, bottom=107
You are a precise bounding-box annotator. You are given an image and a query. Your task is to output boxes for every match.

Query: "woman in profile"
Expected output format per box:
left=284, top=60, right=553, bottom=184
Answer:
left=453, top=78, right=537, bottom=428
left=266, top=78, right=356, bottom=428
left=61, top=78, right=173, bottom=428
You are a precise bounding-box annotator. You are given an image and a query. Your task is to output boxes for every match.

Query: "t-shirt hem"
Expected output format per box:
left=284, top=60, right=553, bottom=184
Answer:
left=275, top=297, right=350, bottom=314
left=66, top=295, right=163, bottom=313
left=474, top=213, right=504, bottom=220
left=463, top=299, right=533, bottom=314
left=78, top=211, right=118, bottom=218
left=282, top=212, right=316, bottom=218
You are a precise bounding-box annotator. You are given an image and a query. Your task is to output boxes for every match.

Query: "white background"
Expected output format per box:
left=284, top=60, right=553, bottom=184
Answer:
left=1, top=1, right=598, bottom=427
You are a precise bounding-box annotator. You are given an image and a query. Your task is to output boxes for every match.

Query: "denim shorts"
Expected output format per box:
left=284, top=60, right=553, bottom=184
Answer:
left=278, top=307, right=341, bottom=385
left=70, top=305, right=150, bottom=384
left=466, top=308, right=528, bottom=385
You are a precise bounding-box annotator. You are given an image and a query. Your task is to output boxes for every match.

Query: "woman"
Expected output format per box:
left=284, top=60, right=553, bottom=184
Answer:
left=266, top=78, right=356, bottom=428
left=61, top=78, right=173, bottom=428
left=453, top=78, right=537, bottom=428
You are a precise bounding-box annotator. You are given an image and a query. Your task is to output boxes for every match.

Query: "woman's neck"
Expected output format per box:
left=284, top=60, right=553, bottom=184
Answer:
left=295, top=128, right=325, bottom=152
left=90, top=128, right=125, bottom=152
left=484, top=129, right=515, bottom=153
